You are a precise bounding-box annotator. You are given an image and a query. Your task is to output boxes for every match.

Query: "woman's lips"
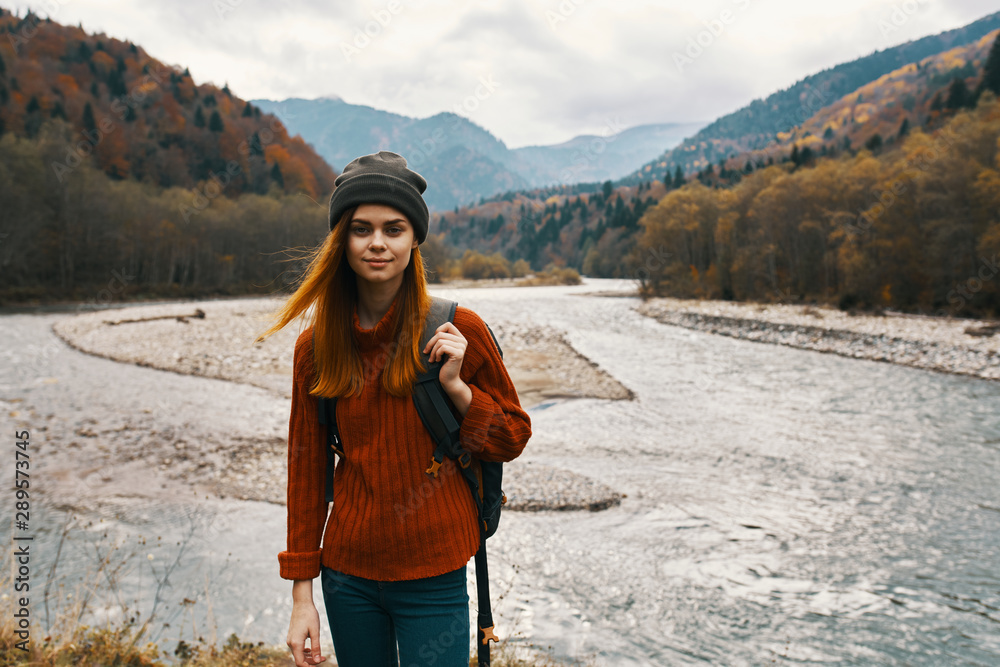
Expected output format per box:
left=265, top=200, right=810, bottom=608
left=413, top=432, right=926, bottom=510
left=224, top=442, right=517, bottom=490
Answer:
left=366, top=259, right=390, bottom=267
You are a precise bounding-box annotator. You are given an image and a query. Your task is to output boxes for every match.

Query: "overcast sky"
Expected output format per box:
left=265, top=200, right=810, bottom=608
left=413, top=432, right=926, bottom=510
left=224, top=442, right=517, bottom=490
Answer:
left=15, top=0, right=999, bottom=148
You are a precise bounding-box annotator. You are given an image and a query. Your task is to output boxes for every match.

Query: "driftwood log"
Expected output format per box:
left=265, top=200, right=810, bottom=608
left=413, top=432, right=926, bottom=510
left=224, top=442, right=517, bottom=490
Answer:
left=964, top=322, right=1000, bottom=337
left=104, top=308, right=206, bottom=326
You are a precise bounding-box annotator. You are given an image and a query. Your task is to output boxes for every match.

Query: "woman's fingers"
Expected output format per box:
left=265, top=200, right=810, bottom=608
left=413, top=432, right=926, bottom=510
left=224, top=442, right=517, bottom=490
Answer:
left=428, top=340, right=466, bottom=363
left=306, top=623, right=325, bottom=664
left=423, top=324, right=468, bottom=362
left=423, top=323, right=466, bottom=350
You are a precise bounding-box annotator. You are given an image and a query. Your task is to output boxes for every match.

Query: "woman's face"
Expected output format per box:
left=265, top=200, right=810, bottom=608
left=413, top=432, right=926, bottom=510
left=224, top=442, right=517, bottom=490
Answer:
left=345, top=203, right=419, bottom=289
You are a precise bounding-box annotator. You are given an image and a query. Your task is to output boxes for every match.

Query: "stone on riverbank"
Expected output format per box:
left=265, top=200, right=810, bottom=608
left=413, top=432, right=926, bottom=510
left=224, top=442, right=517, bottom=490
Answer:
left=636, top=298, right=1000, bottom=381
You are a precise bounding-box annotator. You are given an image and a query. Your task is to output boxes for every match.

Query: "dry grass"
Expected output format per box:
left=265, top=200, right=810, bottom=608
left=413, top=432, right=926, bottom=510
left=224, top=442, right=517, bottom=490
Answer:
left=1, top=513, right=589, bottom=667
left=516, top=267, right=582, bottom=287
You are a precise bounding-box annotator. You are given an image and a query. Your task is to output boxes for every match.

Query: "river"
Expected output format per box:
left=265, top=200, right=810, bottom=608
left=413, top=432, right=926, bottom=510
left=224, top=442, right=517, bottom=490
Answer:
left=2, top=279, right=999, bottom=665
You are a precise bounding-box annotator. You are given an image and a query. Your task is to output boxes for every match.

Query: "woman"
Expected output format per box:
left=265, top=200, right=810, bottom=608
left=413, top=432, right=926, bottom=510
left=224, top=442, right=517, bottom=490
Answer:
left=256, top=151, right=531, bottom=666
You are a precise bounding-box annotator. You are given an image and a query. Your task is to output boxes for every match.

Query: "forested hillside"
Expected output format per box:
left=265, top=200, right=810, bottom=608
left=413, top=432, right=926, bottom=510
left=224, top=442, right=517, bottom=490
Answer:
left=753, top=29, right=1000, bottom=168
left=0, top=9, right=335, bottom=198
left=633, top=95, right=1000, bottom=318
left=0, top=8, right=336, bottom=304
left=620, top=11, right=1000, bottom=185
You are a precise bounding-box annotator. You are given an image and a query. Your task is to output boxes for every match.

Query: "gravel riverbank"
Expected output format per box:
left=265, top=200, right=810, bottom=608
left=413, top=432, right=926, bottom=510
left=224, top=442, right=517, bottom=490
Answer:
left=46, top=295, right=628, bottom=513
left=636, top=297, right=1000, bottom=381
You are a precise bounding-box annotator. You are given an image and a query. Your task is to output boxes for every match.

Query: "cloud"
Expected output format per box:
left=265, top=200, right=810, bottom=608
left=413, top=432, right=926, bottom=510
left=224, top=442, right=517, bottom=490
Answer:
left=16, top=0, right=1000, bottom=148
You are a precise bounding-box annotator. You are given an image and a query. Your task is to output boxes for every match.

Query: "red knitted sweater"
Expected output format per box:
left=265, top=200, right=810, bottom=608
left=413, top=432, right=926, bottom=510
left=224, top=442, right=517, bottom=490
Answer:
left=277, top=291, right=531, bottom=581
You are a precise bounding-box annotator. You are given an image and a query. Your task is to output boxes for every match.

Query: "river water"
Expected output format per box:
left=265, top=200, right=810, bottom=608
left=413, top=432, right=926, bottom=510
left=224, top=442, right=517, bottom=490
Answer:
left=2, top=279, right=1000, bottom=665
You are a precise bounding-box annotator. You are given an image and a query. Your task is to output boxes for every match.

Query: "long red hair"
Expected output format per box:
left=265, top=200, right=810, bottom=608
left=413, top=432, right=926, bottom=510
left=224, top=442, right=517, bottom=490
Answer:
left=256, top=206, right=432, bottom=398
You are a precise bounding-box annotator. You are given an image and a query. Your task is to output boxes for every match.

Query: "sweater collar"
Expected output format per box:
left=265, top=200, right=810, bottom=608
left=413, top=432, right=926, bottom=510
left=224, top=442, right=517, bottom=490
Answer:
left=352, top=291, right=402, bottom=352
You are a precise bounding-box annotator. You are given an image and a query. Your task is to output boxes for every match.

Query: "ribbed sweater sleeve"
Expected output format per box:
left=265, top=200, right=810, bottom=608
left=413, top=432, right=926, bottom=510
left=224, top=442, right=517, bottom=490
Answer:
left=277, top=328, right=329, bottom=580
left=453, top=307, right=532, bottom=463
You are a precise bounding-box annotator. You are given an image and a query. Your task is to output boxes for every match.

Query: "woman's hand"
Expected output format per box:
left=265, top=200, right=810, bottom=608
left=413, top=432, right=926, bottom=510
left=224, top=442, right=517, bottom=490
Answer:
left=423, top=321, right=472, bottom=416
left=287, top=598, right=327, bottom=666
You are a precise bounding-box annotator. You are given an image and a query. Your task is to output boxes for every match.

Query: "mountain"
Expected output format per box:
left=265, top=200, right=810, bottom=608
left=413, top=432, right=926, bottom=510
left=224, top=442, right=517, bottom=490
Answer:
left=619, top=10, right=1000, bottom=185
left=756, top=29, right=998, bottom=163
left=508, top=122, right=706, bottom=186
left=0, top=8, right=336, bottom=198
left=251, top=96, right=705, bottom=210
left=430, top=15, right=999, bottom=315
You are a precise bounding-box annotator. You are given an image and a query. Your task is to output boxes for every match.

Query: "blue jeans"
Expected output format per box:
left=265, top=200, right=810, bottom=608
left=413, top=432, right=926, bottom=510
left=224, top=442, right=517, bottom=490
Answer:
left=320, top=564, right=470, bottom=667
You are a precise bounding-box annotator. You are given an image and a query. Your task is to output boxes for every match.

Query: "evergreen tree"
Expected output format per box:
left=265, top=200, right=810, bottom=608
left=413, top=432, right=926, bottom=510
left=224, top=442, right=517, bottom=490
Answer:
left=209, top=110, right=224, bottom=132
left=602, top=180, right=613, bottom=199
left=248, top=131, right=264, bottom=156
left=107, top=68, right=126, bottom=97
left=979, top=35, right=1000, bottom=97
left=25, top=96, right=39, bottom=114
left=242, top=101, right=253, bottom=117
left=270, top=162, right=284, bottom=189
left=898, top=117, right=910, bottom=138
left=945, top=77, right=969, bottom=110
left=865, top=133, right=883, bottom=152
left=77, top=41, right=91, bottom=62
left=90, top=81, right=99, bottom=97
left=194, top=105, right=205, bottom=128
left=672, top=165, right=684, bottom=188
left=0, top=52, right=5, bottom=77
left=51, top=101, right=66, bottom=120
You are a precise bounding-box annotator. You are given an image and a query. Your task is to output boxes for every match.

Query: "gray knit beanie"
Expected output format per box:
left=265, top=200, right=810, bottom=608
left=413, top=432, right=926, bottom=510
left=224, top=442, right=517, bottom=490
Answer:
left=327, top=150, right=430, bottom=244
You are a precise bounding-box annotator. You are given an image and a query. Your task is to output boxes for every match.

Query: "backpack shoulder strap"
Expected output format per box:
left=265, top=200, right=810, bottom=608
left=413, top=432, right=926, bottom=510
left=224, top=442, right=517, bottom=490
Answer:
left=416, top=296, right=457, bottom=380
left=312, top=331, right=342, bottom=504
left=413, top=297, right=468, bottom=476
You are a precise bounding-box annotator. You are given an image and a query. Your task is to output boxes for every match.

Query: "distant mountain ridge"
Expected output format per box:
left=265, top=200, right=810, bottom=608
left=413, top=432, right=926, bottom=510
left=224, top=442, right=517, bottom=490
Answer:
left=619, top=10, right=1000, bottom=185
left=251, top=96, right=705, bottom=210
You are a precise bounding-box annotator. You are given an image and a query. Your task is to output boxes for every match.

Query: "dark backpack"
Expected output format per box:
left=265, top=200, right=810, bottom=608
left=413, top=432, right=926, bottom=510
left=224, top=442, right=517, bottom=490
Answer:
left=313, top=296, right=505, bottom=666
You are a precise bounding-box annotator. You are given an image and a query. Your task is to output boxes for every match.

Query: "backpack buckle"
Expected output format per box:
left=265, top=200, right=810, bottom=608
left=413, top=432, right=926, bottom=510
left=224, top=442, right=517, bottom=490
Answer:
left=425, top=456, right=443, bottom=478
left=480, top=624, right=498, bottom=645
left=457, top=450, right=472, bottom=469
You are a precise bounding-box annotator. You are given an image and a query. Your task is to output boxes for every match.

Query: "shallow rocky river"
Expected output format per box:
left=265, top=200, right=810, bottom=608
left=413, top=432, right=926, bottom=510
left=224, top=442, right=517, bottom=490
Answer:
left=2, top=279, right=1000, bottom=665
